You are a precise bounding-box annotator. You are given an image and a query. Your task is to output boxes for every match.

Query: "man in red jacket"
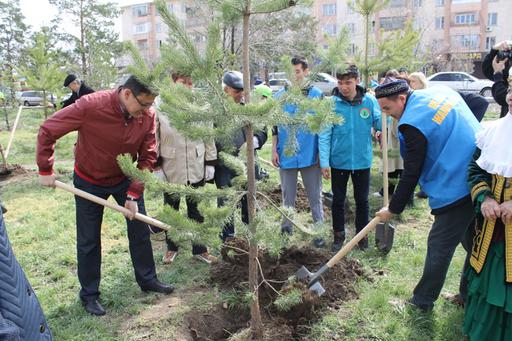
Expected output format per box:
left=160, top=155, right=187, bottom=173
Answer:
left=37, top=75, right=174, bottom=316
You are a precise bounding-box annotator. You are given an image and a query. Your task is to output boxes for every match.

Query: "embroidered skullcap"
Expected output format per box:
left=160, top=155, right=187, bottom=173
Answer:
left=374, top=77, right=410, bottom=99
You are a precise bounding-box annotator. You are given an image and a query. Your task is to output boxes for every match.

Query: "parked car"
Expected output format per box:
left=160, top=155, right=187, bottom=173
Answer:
left=268, top=79, right=290, bottom=93
left=16, top=91, right=57, bottom=107
left=312, top=72, right=338, bottom=96
left=426, top=72, right=494, bottom=97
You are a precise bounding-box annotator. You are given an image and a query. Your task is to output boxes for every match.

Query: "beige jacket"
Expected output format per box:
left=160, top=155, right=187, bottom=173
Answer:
left=156, top=113, right=217, bottom=185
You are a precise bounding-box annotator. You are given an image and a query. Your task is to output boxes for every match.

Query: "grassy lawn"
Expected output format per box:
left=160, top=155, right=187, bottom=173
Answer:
left=0, top=105, right=497, bottom=340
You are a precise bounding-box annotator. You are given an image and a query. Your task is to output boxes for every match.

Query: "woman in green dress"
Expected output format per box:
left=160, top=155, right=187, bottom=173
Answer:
left=464, top=84, right=512, bottom=340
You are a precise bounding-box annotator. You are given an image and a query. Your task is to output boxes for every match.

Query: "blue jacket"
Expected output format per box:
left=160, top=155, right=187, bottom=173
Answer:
left=0, top=212, right=52, bottom=340
left=398, top=86, right=480, bottom=209
left=274, top=86, right=323, bottom=169
left=319, top=86, right=381, bottom=170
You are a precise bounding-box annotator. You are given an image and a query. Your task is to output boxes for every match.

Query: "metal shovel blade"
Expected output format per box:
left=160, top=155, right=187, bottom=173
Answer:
left=296, top=265, right=327, bottom=296
left=375, top=222, right=395, bottom=254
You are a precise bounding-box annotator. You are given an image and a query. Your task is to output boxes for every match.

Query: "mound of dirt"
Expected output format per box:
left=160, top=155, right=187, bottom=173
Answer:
left=0, top=164, right=28, bottom=180
left=187, top=238, right=367, bottom=340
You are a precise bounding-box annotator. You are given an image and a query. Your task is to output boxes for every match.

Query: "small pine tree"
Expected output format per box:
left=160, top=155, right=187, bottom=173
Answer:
left=19, top=30, right=64, bottom=119
left=118, top=0, right=340, bottom=337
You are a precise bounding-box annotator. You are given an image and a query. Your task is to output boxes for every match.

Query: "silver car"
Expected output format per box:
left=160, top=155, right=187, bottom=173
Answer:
left=426, top=72, right=494, bottom=97
left=17, top=91, right=57, bottom=107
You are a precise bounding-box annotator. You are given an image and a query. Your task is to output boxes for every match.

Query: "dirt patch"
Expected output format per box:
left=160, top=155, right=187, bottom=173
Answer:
left=187, top=238, right=367, bottom=340
left=0, top=164, right=29, bottom=181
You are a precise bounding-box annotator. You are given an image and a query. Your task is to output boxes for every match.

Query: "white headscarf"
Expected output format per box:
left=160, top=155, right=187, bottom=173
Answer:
left=476, top=112, right=512, bottom=177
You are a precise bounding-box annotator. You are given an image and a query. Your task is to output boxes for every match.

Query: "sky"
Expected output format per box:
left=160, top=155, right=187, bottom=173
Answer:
left=19, top=0, right=146, bottom=38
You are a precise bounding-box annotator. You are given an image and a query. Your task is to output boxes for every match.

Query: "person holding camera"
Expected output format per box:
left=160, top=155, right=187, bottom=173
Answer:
left=482, top=40, right=511, bottom=118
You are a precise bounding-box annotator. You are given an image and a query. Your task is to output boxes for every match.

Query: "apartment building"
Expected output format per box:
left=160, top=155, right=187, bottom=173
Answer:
left=120, top=0, right=210, bottom=66
left=312, top=0, right=512, bottom=75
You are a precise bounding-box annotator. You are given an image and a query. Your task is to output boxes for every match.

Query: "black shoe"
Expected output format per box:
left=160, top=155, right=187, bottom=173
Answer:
left=405, top=299, right=433, bottom=313
left=416, top=190, right=428, bottom=199
left=281, top=226, right=293, bottom=235
left=313, top=238, right=326, bottom=248
left=82, top=299, right=106, bottom=316
left=141, top=279, right=174, bottom=294
left=331, top=231, right=345, bottom=252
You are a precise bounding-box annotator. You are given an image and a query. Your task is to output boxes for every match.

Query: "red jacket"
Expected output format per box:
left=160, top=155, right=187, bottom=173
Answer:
left=37, top=89, right=157, bottom=198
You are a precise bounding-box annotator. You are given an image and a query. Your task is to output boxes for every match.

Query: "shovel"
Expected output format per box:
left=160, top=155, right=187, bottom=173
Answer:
left=0, top=144, right=12, bottom=176
left=54, top=180, right=171, bottom=231
left=375, top=116, right=395, bottom=254
left=296, top=217, right=381, bottom=296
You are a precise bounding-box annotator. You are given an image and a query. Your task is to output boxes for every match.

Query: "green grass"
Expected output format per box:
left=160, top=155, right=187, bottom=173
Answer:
left=0, top=106, right=500, bottom=340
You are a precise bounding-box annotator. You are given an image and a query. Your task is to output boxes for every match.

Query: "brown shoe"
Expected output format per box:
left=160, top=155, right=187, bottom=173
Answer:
left=194, top=252, right=218, bottom=264
left=162, top=250, right=178, bottom=265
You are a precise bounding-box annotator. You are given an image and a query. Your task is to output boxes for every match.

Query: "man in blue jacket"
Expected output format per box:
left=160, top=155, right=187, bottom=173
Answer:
left=375, top=79, right=480, bottom=311
left=319, top=64, right=381, bottom=251
left=272, top=56, right=324, bottom=242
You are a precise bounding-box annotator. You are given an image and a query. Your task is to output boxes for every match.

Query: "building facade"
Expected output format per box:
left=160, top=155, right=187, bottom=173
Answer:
left=312, top=0, right=512, bottom=75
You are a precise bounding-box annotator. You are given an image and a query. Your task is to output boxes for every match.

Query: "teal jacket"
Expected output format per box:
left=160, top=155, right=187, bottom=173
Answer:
left=319, top=86, right=381, bottom=170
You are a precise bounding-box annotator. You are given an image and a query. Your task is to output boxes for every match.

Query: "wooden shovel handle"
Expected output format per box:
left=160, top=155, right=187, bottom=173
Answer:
left=382, top=115, right=389, bottom=206
left=326, top=217, right=381, bottom=268
left=54, top=180, right=171, bottom=231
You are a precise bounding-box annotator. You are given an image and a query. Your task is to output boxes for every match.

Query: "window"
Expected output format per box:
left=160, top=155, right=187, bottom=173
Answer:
left=323, top=23, right=337, bottom=36
left=346, top=23, right=355, bottom=33
left=435, top=16, right=444, bottom=29
left=455, top=13, right=477, bottom=25
left=156, top=23, right=162, bottom=33
left=451, top=34, right=480, bottom=49
left=432, top=39, right=444, bottom=50
left=133, top=22, right=150, bottom=34
left=322, top=3, right=336, bottom=16
left=348, top=43, right=356, bottom=56
left=431, top=73, right=455, bottom=81
left=486, top=36, right=496, bottom=50
left=452, top=0, right=480, bottom=3
left=436, top=0, right=444, bottom=6
left=488, top=13, right=497, bottom=26
left=380, top=16, right=406, bottom=31
left=389, top=0, right=406, bottom=7
left=413, top=0, right=422, bottom=6
left=369, top=43, right=376, bottom=57
left=137, top=39, right=148, bottom=50
left=347, top=1, right=354, bottom=14
left=132, top=4, right=149, bottom=17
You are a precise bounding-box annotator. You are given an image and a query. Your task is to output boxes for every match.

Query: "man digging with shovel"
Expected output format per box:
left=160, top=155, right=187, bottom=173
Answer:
left=374, top=78, right=480, bottom=312
left=37, top=75, right=174, bottom=316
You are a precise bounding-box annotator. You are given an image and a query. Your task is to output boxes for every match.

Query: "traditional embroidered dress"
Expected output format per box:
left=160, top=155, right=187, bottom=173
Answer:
left=463, top=112, right=512, bottom=340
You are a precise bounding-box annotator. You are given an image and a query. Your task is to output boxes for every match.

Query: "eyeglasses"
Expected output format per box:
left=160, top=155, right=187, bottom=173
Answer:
left=131, top=91, right=153, bottom=108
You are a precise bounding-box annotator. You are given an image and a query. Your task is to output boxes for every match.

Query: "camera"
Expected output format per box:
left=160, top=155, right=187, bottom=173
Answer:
left=497, top=50, right=512, bottom=61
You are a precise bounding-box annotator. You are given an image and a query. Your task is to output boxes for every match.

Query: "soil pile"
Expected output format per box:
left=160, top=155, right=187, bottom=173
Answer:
left=186, top=238, right=367, bottom=340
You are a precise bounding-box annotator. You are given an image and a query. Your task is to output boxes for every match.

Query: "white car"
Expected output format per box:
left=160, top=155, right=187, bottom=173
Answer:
left=427, top=72, right=494, bottom=97
left=312, top=72, right=338, bottom=96
left=268, top=79, right=290, bottom=93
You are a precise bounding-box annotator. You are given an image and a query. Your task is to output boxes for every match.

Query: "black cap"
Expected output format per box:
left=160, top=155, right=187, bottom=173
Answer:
left=64, top=74, right=77, bottom=87
left=223, top=71, right=244, bottom=90
left=398, top=67, right=408, bottom=73
left=375, top=78, right=410, bottom=99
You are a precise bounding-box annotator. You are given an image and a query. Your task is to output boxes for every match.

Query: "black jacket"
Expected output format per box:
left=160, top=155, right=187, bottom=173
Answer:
left=482, top=50, right=509, bottom=118
left=62, top=83, right=95, bottom=108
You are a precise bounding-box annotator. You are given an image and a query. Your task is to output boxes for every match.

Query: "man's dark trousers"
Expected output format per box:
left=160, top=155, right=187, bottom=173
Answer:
left=214, top=164, right=248, bottom=241
left=331, top=168, right=370, bottom=235
left=73, top=173, right=156, bottom=301
left=411, top=197, right=475, bottom=308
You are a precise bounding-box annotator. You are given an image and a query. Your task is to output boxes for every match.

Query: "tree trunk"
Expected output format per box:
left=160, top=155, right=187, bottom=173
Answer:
left=230, top=25, right=235, bottom=55
left=241, top=3, right=263, bottom=338
left=364, top=14, right=369, bottom=90
left=3, top=103, right=9, bottom=132
left=80, top=0, right=87, bottom=77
